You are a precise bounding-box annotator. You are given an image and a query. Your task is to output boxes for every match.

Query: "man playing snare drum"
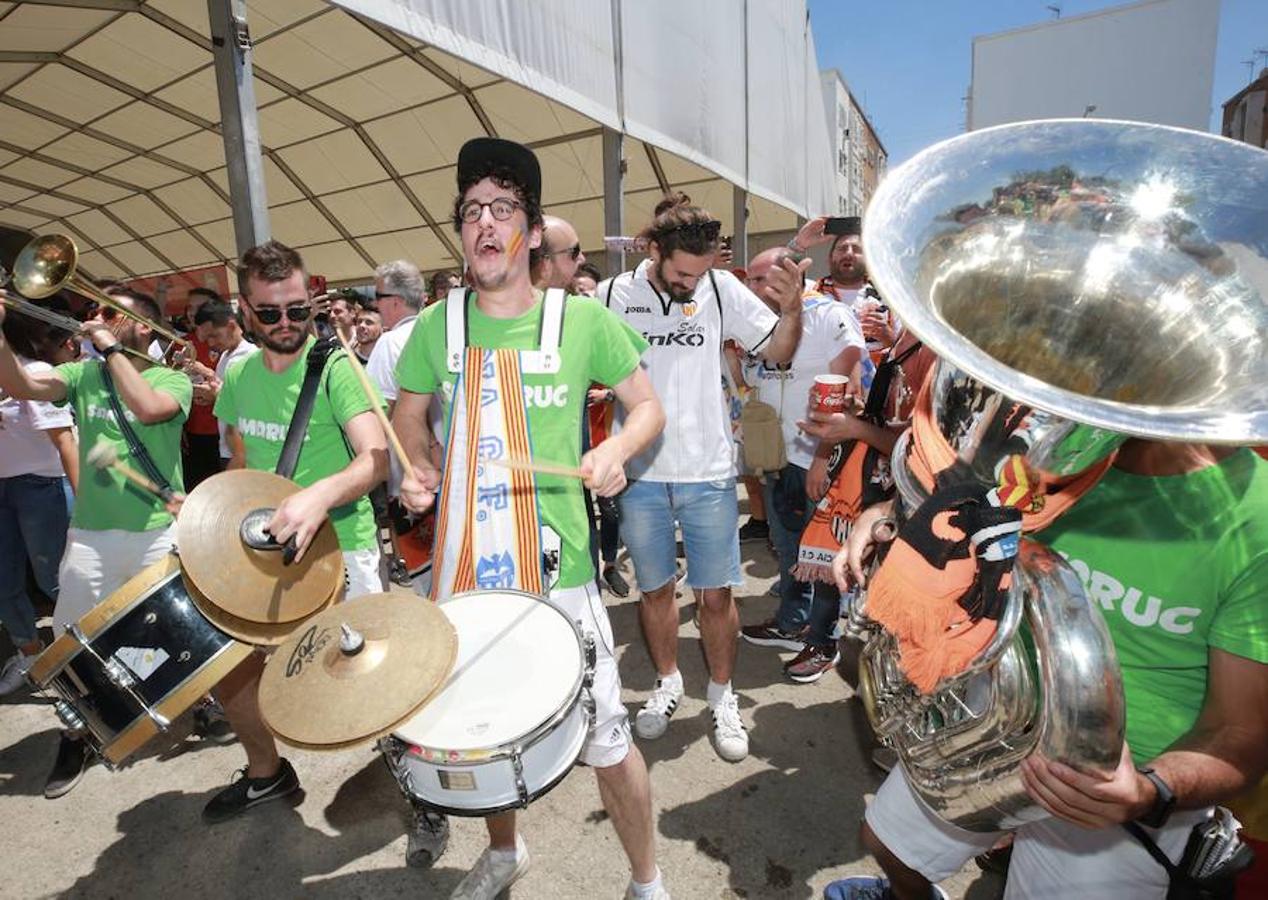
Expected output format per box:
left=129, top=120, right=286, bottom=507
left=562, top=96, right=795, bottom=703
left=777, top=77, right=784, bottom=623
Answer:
left=393, top=137, right=671, bottom=900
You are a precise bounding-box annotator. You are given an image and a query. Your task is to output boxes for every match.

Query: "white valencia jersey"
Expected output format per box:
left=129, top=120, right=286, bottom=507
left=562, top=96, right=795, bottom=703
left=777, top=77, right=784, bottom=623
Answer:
left=603, top=260, right=778, bottom=482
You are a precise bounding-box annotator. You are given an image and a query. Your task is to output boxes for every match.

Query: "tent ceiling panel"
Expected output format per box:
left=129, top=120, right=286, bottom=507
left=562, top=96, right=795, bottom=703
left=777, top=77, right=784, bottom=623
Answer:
left=64, top=208, right=130, bottom=248
left=252, top=13, right=394, bottom=90
left=0, top=156, right=79, bottom=192
left=621, top=140, right=667, bottom=194
left=362, top=95, right=481, bottom=176
left=68, top=13, right=203, bottom=93
left=154, top=130, right=228, bottom=174
left=147, top=228, right=217, bottom=269
left=542, top=198, right=604, bottom=251
left=356, top=226, right=450, bottom=273
left=145, top=0, right=210, bottom=38
left=401, top=167, right=459, bottom=216
left=153, top=177, right=231, bottom=227
left=319, top=179, right=426, bottom=234
left=0, top=62, right=36, bottom=92
left=291, top=237, right=370, bottom=283
left=419, top=48, right=501, bottom=89
left=274, top=129, right=388, bottom=195
left=18, top=193, right=84, bottom=219
left=474, top=82, right=594, bottom=146
left=108, top=194, right=180, bottom=237
left=0, top=103, right=68, bottom=150
left=92, top=101, right=201, bottom=151
left=60, top=176, right=134, bottom=206
left=270, top=199, right=343, bottom=246
left=0, top=208, right=47, bottom=230
left=257, top=97, right=343, bottom=148
left=8, top=64, right=132, bottom=127
left=194, top=218, right=236, bottom=257
left=77, top=249, right=113, bottom=277
left=155, top=66, right=283, bottom=123
left=308, top=56, right=452, bottom=122
left=101, top=240, right=165, bottom=276
left=0, top=147, right=15, bottom=168
left=99, top=156, right=187, bottom=191
left=41, top=132, right=134, bottom=172
left=0, top=181, right=35, bottom=205
left=261, top=155, right=307, bottom=205
left=0, top=5, right=115, bottom=53
left=245, top=0, right=330, bottom=40
left=748, top=194, right=797, bottom=235
left=536, top=136, right=602, bottom=206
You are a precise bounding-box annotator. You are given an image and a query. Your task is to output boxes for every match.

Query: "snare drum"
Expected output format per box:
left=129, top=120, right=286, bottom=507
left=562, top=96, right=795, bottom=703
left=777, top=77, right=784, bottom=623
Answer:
left=384, top=589, right=595, bottom=816
left=28, top=554, right=252, bottom=765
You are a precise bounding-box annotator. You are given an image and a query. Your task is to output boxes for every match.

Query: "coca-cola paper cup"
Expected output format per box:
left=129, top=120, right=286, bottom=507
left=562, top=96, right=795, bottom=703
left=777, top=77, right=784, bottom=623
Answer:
left=810, top=374, right=849, bottom=414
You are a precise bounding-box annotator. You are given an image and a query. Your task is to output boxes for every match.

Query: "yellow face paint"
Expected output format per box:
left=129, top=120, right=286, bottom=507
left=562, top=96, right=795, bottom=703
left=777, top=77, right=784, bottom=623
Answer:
left=506, top=228, right=524, bottom=260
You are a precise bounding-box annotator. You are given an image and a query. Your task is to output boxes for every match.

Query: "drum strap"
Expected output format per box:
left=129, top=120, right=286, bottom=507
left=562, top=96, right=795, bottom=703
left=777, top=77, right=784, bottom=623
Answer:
left=276, top=337, right=339, bottom=479
left=99, top=360, right=176, bottom=503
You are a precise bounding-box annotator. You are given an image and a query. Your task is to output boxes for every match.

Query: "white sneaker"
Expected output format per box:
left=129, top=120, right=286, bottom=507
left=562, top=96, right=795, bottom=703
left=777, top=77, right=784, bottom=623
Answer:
left=0, top=651, right=34, bottom=696
left=624, top=882, right=672, bottom=900
left=710, top=691, right=748, bottom=762
left=450, top=833, right=530, bottom=900
left=634, top=677, right=683, bottom=740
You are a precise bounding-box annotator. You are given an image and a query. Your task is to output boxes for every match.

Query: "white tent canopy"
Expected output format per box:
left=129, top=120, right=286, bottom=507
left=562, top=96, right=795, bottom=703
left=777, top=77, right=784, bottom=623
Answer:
left=0, top=0, right=834, bottom=285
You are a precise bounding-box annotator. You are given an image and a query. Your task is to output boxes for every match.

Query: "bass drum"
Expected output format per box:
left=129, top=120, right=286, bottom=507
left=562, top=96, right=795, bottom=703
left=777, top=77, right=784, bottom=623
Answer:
left=28, top=554, right=252, bottom=766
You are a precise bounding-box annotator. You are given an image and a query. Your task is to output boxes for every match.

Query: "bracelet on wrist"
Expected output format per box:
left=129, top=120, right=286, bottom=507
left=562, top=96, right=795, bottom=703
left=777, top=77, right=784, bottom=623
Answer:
left=100, top=343, right=124, bottom=360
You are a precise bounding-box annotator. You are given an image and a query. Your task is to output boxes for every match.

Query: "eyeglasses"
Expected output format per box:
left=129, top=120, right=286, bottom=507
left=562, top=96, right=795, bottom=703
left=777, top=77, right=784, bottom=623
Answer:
left=660, top=220, right=722, bottom=242
left=546, top=243, right=582, bottom=261
left=253, top=303, right=312, bottom=325
left=457, top=197, right=523, bottom=224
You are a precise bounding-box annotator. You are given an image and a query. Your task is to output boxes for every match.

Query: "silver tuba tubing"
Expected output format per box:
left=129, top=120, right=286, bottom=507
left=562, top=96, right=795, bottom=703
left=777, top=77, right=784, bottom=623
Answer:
left=856, top=118, right=1268, bottom=831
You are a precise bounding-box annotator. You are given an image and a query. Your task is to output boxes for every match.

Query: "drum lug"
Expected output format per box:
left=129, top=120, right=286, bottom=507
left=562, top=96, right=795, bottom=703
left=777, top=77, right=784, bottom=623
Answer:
left=104, top=656, right=137, bottom=691
left=582, top=688, right=597, bottom=728
left=54, top=700, right=86, bottom=732
left=511, top=746, right=529, bottom=809
left=582, top=634, right=596, bottom=689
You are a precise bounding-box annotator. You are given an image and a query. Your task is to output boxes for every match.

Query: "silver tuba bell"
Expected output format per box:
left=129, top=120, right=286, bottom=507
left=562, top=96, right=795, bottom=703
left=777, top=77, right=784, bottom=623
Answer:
left=855, top=119, right=1268, bottom=831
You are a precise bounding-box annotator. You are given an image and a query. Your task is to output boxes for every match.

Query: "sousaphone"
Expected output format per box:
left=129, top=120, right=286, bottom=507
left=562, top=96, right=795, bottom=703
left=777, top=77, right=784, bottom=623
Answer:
left=856, top=119, right=1268, bottom=830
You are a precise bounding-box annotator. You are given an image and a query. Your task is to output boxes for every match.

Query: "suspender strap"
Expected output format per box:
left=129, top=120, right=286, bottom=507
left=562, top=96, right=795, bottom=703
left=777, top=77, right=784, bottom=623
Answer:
left=446, top=287, right=565, bottom=374
left=276, top=337, right=338, bottom=479
left=99, top=360, right=175, bottom=502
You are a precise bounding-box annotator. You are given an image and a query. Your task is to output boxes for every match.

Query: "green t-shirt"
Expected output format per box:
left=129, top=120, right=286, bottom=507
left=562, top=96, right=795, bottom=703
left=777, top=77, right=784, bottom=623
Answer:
left=1035, top=450, right=1268, bottom=762
left=395, top=293, right=648, bottom=589
left=55, top=360, right=191, bottom=532
left=214, top=338, right=380, bottom=551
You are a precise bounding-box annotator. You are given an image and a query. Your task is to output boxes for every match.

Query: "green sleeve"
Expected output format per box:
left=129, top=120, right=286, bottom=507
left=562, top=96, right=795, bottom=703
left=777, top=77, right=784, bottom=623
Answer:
left=323, top=352, right=380, bottom=426
left=395, top=305, right=441, bottom=395
left=213, top=360, right=238, bottom=424
left=586, top=302, right=648, bottom=388
left=52, top=359, right=82, bottom=407
left=1209, top=553, right=1268, bottom=663
left=154, top=369, right=193, bottom=420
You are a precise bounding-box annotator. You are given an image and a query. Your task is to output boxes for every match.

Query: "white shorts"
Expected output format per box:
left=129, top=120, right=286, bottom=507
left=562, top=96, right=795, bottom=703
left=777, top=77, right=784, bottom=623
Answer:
left=866, top=766, right=1209, bottom=899
left=549, top=582, right=630, bottom=769
left=341, top=547, right=383, bottom=600
left=55, top=525, right=177, bottom=635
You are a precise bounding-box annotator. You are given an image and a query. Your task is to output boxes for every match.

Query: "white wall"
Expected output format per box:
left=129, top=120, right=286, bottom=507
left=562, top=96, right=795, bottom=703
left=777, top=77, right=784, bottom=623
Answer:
left=969, top=0, right=1219, bottom=131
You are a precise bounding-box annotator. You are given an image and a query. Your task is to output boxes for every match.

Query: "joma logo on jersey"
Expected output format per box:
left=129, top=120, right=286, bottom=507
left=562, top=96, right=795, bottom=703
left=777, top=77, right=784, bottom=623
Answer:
left=1061, top=555, right=1201, bottom=635
left=625, top=305, right=654, bottom=314
left=644, top=332, right=705, bottom=347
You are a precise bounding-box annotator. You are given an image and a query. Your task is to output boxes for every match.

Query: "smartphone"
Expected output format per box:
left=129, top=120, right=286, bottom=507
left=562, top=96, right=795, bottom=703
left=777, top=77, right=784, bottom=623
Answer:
left=824, top=216, right=861, bottom=236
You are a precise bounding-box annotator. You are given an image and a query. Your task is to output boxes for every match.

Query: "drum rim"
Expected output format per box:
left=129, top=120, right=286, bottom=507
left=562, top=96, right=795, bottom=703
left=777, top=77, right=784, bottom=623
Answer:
left=396, top=588, right=591, bottom=761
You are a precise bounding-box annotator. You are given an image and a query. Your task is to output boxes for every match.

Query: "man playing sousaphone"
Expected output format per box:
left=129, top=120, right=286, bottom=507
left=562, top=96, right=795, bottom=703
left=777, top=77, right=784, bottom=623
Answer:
left=392, top=138, right=671, bottom=900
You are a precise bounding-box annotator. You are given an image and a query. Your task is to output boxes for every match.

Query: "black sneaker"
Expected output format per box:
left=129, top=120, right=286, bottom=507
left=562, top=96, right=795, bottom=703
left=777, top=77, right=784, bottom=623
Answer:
left=406, top=801, right=450, bottom=868
left=45, top=733, right=91, bottom=799
left=602, top=565, right=630, bottom=598
left=738, top=517, right=770, bottom=542
left=193, top=699, right=237, bottom=745
left=739, top=619, right=806, bottom=651
left=203, top=758, right=300, bottom=824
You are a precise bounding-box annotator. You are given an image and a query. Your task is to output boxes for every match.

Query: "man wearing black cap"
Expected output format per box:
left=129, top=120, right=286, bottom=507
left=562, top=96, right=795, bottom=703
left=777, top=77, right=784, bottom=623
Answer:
left=393, top=137, right=670, bottom=900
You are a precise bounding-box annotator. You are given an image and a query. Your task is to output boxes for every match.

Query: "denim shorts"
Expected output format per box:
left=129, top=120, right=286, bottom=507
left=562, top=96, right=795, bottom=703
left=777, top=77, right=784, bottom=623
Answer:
left=618, top=478, right=741, bottom=592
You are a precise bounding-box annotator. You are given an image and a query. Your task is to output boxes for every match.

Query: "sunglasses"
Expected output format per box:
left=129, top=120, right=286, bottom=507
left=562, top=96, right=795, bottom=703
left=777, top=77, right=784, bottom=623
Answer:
left=547, top=242, right=582, bottom=261
left=253, top=303, right=312, bottom=325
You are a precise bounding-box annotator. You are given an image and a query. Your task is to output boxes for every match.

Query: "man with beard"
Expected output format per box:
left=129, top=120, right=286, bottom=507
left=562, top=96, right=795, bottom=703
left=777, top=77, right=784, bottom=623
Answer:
left=0, top=289, right=190, bottom=797
left=601, top=194, right=808, bottom=763
left=203, top=240, right=389, bottom=824
left=393, top=137, right=670, bottom=899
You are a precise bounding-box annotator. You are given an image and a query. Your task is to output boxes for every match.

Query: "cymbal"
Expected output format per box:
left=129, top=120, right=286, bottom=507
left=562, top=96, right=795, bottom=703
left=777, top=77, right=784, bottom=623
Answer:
left=178, top=470, right=343, bottom=625
left=258, top=593, right=458, bottom=749
left=186, top=572, right=337, bottom=647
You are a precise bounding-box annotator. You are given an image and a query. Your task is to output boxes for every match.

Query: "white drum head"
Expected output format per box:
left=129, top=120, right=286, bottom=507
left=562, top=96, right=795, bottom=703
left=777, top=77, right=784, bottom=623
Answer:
left=394, top=591, right=583, bottom=752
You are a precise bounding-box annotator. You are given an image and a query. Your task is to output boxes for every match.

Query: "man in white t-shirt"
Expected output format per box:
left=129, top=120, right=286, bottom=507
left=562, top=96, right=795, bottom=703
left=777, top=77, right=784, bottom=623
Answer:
left=602, top=194, right=808, bottom=762
left=736, top=248, right=865, bottom=683
left=365, top=260, right=425, bottom=418
left=202, top=301, right=257, bottom=468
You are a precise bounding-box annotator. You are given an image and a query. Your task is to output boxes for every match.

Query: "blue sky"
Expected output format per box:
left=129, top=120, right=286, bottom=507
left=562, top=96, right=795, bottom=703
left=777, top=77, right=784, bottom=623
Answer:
left=808, top=0, right=1268, bottom=167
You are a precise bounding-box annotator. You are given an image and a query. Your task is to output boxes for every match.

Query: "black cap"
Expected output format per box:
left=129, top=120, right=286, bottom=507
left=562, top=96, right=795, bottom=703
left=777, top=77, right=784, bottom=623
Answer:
left=456, top=137, right=541, bottom=203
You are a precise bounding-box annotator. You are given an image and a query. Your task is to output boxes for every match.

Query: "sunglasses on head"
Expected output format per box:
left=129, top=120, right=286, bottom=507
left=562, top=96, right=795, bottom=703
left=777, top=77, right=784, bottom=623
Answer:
left=547, top=242, right=582, bottom=261
left=661, top=220, right=722, bottom=242
left=253, top=303, right=312, bottom=325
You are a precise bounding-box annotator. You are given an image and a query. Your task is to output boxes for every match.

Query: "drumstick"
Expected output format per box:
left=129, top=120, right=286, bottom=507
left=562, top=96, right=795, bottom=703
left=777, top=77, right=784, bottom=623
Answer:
left=486, top=455, right=586, bottom=480
left=333, top=326, right=415, bottom=474
left=86, top=440, right=169, bottom=500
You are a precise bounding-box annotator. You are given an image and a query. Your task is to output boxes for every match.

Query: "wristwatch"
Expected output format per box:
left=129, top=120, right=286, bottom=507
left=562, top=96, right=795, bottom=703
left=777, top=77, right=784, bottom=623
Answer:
left=100, top=342, right=124, bottom=360
left=1135, top=766, right=1176, bottom=828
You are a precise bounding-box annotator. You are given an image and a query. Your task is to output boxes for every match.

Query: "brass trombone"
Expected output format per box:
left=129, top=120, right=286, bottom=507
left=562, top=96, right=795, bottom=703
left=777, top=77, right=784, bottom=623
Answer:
left=11, top=234, right=187, bottom=347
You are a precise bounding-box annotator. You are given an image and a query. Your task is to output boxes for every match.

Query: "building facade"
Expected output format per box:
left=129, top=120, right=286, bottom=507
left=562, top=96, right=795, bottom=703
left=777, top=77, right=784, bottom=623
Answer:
left=1222, top=69, right=1268, bottom=150
left=819, top=69, right=888, bottom=217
